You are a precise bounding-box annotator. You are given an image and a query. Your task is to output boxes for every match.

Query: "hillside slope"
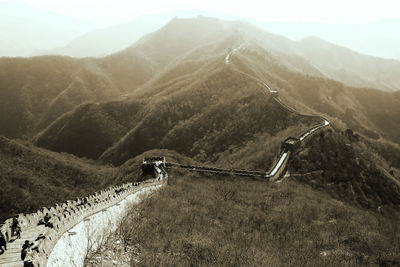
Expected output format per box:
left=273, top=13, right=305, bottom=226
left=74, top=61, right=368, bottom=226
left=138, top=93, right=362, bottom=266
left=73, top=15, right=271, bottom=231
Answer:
left=0, top=134, right=189, bottom=221
left=289, top=128, right=400, bottom=211
left=0, top=17, right=236, bottom=140
left=34, top=100, right=145, bottom=159
left=231, top=22, right=400, bottom=91
left=3, top=16, right=400, bottom=140
left=112, top=172, right=400, bottom=266
left=0, top=136, right=115, bottom=220
left=295, top=36, right=400, bottom=91
left=98, top=62, right=317, bottom=165
left=35, top=54, right=317, bottom=166
left=0, top=56, right=127, bottom=138
left=228, top=46, right=400, bottom=145
left=34, top=37, right=400, bottom=168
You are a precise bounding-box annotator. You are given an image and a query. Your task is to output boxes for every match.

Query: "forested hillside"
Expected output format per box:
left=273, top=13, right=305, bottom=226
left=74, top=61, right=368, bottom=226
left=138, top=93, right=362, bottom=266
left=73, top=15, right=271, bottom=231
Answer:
left=33, top=32, right=400, bottom=169
left=0, top=134, right=190, bottom=220
left=0, top=135, right=116, bottom=220
left=289, top=128, right=400, bottom=211
left=229, top=46, right=400, bottom=144
left=0, top=17, right=239, bottom=140
left=0, top=54, right=154, bottom=139
left=34, top=100, right=145, bottom=159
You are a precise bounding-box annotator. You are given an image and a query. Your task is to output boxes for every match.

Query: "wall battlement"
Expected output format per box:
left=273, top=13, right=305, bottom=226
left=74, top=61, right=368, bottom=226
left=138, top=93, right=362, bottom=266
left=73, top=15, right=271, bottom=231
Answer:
left=0, top=169, right=167, bottom=267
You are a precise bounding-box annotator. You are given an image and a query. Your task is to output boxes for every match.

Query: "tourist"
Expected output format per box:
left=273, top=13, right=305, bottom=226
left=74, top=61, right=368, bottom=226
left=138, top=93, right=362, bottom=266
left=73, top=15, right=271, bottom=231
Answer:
left=11, top=217, right=20, bottom=238
left=43, top=213, right=53, bottom=228
left=15, top=225, right=21, bottom=239
left=21, top=240, right=31, bottom=260
left=0, top=231, right=7, bottom=254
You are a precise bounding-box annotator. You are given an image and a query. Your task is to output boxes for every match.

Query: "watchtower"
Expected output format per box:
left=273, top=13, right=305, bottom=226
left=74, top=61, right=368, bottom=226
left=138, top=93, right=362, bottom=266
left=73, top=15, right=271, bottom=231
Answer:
left=142, top=157, right=166, bottom=177
left=281, top=137, right=299, bottom=151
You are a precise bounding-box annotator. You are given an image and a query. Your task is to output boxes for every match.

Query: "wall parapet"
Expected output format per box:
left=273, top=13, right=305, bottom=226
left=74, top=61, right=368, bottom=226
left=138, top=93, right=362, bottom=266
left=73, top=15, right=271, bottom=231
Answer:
left=33, top=179, right=165, bottom=266
left=0, top=169, right=167, bottom=267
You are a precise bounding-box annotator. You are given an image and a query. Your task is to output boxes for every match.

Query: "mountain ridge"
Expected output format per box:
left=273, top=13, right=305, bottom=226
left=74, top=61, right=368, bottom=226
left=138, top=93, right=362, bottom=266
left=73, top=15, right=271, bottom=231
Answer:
left=28, top=17, right=400, bottom=167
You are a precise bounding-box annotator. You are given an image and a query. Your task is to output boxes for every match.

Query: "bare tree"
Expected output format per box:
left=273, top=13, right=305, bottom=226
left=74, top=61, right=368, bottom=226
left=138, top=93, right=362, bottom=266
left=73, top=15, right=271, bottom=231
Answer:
left=84, top=231, right=107, bottom=267
left=118, top=209, right=137, bottom=252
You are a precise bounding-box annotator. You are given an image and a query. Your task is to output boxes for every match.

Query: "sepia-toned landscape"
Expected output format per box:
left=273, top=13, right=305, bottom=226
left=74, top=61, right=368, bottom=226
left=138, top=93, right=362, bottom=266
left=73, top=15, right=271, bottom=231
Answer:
left=0, top=1, right=399, bottom=266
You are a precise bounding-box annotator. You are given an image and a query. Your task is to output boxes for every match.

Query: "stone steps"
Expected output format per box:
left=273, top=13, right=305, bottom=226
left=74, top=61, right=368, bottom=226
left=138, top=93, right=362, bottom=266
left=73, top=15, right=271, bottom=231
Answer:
left=2, top=248, right=21, bottom=253
left=0, top=224, right=47, bottom=265
left=0, top=256, right=23, bottom=265
left=0, top=182, right=155, bottom=266
left=0, top=253, right=20, bottom=261
left=0, top=261, right=24, bottom=267
left=0, top=250, right=22, bottom=262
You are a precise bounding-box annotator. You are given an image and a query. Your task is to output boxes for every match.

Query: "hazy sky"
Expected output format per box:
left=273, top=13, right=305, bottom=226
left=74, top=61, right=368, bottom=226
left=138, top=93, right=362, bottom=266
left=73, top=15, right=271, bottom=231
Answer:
left=1, top=0, right=399, bottom=59
left=16, top=0, right=400, bottom=27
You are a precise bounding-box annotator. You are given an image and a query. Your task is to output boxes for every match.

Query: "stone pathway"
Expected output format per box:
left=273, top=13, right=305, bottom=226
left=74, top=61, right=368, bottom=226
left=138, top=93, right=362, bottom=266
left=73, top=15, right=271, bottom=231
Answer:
left=0, top=225, right=46, bottom=267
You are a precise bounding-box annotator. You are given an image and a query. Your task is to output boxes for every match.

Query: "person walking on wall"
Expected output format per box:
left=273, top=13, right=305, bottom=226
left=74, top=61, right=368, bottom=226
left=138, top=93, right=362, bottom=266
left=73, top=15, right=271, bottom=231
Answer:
left=21, top=240, right=31, bottom=260
left=16, top=225, right=21, bottom=239
left=0, top=231, right=7, bottom=254
left=12, top=217, right=21, bottom=239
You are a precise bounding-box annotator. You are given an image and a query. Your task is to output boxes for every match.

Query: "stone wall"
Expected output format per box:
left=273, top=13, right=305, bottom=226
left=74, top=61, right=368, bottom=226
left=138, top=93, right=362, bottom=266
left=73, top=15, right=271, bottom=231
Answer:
left=47, top=183, right=164, bottom=267
left=0, top=165, right=167, bottom=267
left=27, top=180, right=164, bottom=266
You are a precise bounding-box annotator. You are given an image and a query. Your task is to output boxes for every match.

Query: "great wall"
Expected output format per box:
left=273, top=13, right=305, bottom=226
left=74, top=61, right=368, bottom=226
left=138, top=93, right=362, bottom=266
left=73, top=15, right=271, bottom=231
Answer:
left=0, top=47, right=333, bottom=266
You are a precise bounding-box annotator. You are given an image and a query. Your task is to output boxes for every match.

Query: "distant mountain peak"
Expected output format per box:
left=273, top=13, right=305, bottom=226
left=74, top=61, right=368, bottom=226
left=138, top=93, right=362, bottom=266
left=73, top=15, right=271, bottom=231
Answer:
left=298, top=35, right=333, bottom=45
left=300, top=35, right=323, bottom=41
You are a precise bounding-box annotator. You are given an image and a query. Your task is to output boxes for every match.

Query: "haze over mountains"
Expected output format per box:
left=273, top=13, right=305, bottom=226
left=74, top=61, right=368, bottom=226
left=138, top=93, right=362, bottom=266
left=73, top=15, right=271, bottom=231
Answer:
left=48, top=17, right=400, bottom=61
left=0, top=14, right=400, bottom=179
left=257, top=19, right=400, bottom=60
left=1, top=16, right=400, bottom=149
left=1, top=1, right=399, bottom=62
left=0, top=17, right=388, bottom=165
left=37, top=13, right=175, bottom=58
left=0, top=0, right=94, bottom=57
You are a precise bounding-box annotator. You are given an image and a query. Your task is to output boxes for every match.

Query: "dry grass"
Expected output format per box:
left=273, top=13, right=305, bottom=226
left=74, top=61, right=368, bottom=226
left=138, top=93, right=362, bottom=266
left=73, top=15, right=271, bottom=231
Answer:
left=118, top=172, right=400, bottom=266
